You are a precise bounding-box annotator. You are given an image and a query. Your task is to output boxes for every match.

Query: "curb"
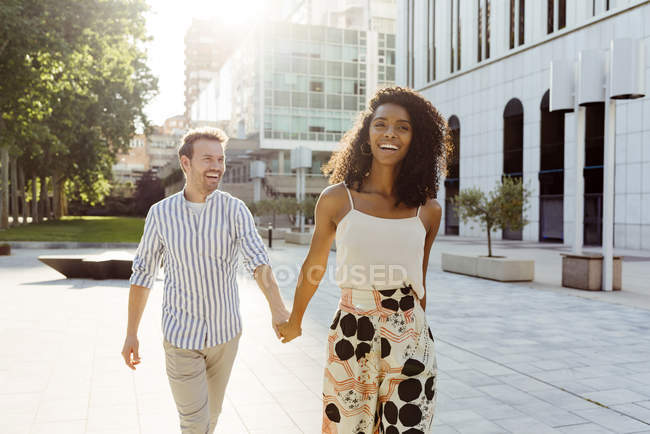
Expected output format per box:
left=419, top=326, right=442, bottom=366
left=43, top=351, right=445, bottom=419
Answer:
left=5, top=241, right=139, bottom=249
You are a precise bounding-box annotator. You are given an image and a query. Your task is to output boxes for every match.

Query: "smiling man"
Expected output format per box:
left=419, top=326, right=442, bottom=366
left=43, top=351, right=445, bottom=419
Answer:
left=121, top=127, right=289, bottom=433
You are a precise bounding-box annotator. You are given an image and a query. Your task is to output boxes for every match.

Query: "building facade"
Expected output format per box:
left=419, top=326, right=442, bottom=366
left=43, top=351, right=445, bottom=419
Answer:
left=398, top=0, right=650, bottom=250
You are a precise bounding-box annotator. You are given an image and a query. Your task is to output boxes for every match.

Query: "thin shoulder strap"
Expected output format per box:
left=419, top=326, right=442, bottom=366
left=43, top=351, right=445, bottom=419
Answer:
left=344, top=184, right=354, bottom=210
left=416, top=205, right=421, bottom=217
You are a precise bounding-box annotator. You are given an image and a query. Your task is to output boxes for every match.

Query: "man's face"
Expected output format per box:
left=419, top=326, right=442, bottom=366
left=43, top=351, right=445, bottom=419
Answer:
left=181, top=138, right=226, bottom=194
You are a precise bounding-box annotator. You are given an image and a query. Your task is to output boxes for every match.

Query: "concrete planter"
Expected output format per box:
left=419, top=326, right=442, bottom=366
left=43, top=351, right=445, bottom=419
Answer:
left=257, top=227, right=289, bottom=240
left=441, top=253, right=534, bottom=282
left=560, top=253, right=622, bottom=291
left=284, top=231, right=313, bottom=245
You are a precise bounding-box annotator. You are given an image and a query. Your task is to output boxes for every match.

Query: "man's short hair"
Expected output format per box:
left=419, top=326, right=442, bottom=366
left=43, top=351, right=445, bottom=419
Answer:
left=178, top=127, right=229, bottom=162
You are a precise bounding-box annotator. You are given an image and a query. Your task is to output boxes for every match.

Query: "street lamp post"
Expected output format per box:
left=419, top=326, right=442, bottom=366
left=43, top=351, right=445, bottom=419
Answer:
left=551, top=39, right=645, bottom=291
left=291, top=146, right=312, bottom=233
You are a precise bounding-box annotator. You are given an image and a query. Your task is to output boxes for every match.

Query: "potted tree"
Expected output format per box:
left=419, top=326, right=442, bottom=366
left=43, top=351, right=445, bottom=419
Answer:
left=441, top=177, right=535, bottom=281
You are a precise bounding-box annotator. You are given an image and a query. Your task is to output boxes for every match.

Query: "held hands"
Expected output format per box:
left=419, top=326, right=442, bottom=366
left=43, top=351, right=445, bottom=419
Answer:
left=277, top=318, right=302, bottom=343
left=121, top=335, right=141, bottom=370
left=271, top=305, right=291, bottom=339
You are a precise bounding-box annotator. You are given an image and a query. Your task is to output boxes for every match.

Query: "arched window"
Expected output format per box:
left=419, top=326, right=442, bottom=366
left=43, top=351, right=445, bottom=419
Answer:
left=445, top=116, right=460, bottom=235
left=539, top=90, right=564, bottom=242
left=503, top=98, right=524, bottom=240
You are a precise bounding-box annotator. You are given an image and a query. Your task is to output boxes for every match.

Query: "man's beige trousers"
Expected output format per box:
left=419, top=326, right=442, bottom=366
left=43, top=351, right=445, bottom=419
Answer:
left=163, top=334, right=240, bottom=434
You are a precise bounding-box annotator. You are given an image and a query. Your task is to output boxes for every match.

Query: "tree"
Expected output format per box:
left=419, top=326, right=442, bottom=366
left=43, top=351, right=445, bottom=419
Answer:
left=0, top=0, right=157, bottom=225
left=133, top=170, right=164, bottom=216
left=452, top=176, right=531, bottom=257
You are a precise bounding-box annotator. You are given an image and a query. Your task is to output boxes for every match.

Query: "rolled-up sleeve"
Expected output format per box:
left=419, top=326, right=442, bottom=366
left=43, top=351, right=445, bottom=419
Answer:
left=235, top=200, right=270, bottom=276
left=130, top=205, right=164, bottom=288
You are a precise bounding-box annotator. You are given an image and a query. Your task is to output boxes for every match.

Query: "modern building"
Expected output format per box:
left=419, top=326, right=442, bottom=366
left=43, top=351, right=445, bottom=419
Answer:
left=397, top=0, right=650, bottom=251
left=190, top=6, right=398, bottom=202
left=184, top=18, right=239, bottom=125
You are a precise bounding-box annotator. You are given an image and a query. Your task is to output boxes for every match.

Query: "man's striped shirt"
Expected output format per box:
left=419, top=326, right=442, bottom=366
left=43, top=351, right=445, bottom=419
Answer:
left=130, top=189, right=269, bottom=349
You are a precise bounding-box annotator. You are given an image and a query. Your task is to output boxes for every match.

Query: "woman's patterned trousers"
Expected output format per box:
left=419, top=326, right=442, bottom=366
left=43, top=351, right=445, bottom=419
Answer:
left=322, top=286, right=437, bottom=434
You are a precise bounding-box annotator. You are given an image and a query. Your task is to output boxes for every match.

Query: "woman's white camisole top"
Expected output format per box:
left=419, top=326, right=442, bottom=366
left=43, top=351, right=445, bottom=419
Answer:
left=335, top=184, right=427, bottom=299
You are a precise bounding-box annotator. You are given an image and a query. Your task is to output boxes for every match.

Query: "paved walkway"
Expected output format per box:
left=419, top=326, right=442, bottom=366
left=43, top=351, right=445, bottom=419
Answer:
left=1, top=240, right=649, bottom=433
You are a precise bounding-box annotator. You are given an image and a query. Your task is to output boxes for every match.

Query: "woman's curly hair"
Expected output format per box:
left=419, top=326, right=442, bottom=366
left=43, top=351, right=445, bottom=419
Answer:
left=323, top=86, right=451, bottom=208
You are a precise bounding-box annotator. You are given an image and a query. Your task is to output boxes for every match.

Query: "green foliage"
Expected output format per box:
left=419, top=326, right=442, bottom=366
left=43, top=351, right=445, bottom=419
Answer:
left=133, top=170, right=164, bottom=216
left=1, top=0, right=158, bottom=207
left=300, top=196, right=317, bottom=220
left=452, top=177, right=531, bottom=257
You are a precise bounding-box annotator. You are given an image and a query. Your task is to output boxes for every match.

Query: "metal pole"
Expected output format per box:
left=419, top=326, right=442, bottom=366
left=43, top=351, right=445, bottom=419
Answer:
left=602, top=97, right=616, bottom=291
left=574, top=106, right=585, bottom=254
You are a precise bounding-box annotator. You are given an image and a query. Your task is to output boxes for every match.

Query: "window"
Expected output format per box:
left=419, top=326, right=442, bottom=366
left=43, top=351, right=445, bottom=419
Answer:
left=509, top=0, right=524, bottom=48
left=310, top=59, right=324, bottom=75
left=310, top=81, right=323, bottom=92
left=326, top=78, right=341, bottom=94
left=344, top=96, right=357, bottom=110
left=327, top=95, right=341, bottom=109
left=327, top=61, right=342, bottom=76
left=406, top=0, right=415, bottom=86
left=343, top=63, right=358, bottom=78
left=450, top=0, right=461, bottom=73
left=478, top=0, right=482, bottom=62
left=476, top=0, right=490, bottom=61
left=547, top=0, right=565, bottom=34
left=309, top=93, right=324, bottom=108
left=427, top=0, right=436, bottom=81
left=518, top=0, right=525, bottom=46
left=291, top=92, right=308, bottom=107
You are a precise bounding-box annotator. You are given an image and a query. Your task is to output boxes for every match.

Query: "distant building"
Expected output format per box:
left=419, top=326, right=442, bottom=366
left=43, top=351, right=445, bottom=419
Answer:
left=184, top=18, right=239, bottom=125
left=112, top=116, right=186, bottom=186
left=190, top=17, right=397, bottom=202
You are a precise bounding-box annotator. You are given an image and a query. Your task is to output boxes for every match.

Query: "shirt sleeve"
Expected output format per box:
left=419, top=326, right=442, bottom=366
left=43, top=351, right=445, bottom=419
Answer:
left=130, top=205, right=164, bottom=288
left=235, top=200, right=270, bottom=276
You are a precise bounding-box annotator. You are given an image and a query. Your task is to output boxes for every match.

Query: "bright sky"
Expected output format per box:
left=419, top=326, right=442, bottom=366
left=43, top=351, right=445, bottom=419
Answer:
left=144, top=0, right=267, bottom=125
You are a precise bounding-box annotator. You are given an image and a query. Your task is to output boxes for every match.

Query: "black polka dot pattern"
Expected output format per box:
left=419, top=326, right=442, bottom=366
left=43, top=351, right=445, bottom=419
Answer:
left=325, top=403, right=341, bottom=423
left=335, top=339, right=354, bottom=361
left=355, top=342, right=371, bottom=361
left=381, top=337, right=392, bottom=358
left=356, top=316, right=375, bottom=341
left=399, top=404, right=422, bottom=427
left=384, top=402, right=398, bottom=424
left=398, top=379, right=422, bottom=402
left=340, top=313, right=357, bottom=337
left=425, top=376, right=435, bottom=400
left=402, top=359, right=425, bottom=377
left=324, top=286, right=437, bottom=433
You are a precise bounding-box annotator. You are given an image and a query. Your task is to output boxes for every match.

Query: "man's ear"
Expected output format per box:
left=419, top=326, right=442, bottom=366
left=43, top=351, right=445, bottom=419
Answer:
left=180, top=155, right=191, bottom=173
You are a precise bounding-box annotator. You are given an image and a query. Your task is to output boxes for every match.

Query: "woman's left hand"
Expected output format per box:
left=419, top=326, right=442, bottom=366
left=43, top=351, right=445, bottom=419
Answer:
left=277, top=319, right=302, bottom=343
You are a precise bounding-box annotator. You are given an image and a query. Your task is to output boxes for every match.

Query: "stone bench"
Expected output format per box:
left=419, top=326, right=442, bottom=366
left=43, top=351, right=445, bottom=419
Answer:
left=38, top=251, right=134, bottom=280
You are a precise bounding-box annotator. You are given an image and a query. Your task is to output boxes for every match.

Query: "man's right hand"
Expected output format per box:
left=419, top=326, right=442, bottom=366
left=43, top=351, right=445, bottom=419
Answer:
left=121, top=335, right=141, bottom=370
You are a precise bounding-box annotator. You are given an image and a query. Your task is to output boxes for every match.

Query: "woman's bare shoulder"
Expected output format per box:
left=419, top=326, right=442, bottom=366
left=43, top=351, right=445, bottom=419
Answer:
left=317, top=182, right=351, bottom=221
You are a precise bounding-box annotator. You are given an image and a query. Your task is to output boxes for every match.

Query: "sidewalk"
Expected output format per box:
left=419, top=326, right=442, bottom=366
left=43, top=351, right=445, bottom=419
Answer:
left=1, top=241, right=649, bottom=433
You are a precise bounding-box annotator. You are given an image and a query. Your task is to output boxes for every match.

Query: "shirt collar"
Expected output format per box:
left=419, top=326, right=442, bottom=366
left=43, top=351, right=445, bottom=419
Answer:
left=180, top=186, right=220, bottom=204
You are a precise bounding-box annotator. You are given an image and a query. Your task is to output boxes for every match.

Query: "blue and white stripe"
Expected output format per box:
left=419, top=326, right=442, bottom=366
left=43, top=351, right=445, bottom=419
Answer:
left=130, top=188, right=269, bottom=349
